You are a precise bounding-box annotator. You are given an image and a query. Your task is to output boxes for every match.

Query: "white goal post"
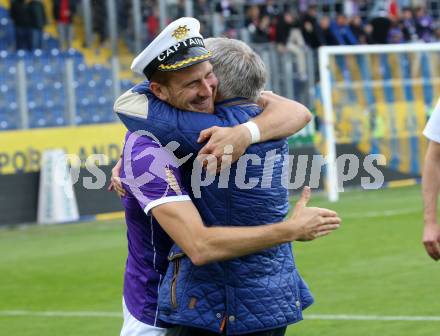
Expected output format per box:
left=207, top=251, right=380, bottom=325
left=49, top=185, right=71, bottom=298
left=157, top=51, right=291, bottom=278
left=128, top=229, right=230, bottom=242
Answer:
left=318, top=42, right=440, bottom=202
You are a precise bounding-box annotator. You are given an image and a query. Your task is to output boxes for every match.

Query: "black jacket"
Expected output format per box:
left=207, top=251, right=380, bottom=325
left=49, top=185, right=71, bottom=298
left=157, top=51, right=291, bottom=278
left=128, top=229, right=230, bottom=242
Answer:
left=300, top=13, right=323, bottom=48
left=28, top=1, right=47, bottom=29
left=370, top=16, right=391, bottom=44
left=10, top=0, right=30, bottom=27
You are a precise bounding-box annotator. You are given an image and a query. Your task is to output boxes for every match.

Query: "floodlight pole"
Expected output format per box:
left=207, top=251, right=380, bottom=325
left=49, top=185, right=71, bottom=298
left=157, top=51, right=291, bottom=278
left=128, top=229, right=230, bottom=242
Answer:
left=16, top=56, right=29, bottom=129
left=318, top=46, right=339, bottom=202
left=282, top=52, right=294, bottom=99
left=132, top=0, right=142, bottom=54
left=106, top=0, right=121, bottom=102
left=185, top=0, right=194, bottom=17
left=106, top=0, right=117, bottom=56
left=261, top=49, right=271, bottom=91
left=81, top=0, right=93, bottom=47
left=65, top=56, right=77, bottom=125
left=159, top=0, right=167, bottom=30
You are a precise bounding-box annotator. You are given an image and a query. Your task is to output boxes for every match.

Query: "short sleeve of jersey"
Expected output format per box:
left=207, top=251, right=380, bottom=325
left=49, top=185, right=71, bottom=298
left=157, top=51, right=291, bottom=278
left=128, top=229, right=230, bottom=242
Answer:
left=424, top=99, right=440, bottom=143
left=122, top=132, right=190, bottom=215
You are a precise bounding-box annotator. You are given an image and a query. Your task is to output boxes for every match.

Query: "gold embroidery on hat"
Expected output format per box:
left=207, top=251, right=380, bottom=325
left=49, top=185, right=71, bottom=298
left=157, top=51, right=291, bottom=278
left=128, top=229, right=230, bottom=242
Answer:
left=172, top=25, right=190, bottom=41
left=158, top=51, right=212, bottom=70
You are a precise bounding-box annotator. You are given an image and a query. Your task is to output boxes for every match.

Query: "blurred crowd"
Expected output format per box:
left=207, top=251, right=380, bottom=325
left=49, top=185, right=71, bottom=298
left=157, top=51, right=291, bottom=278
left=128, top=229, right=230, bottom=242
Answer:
left=9, top=0, right=80, bottom=51
left=8, top=0, right=113, bottom=52
left=6, top=0, right=440, bottom=54
left=126, top=0, right=440, bottom=80
left=243, top=2, right=439, bottom=47
left=122, top=0, right=440, bottom=46
left=10, top=0, right=48, bottom=50
left=239, top=1, right=439, bottom=77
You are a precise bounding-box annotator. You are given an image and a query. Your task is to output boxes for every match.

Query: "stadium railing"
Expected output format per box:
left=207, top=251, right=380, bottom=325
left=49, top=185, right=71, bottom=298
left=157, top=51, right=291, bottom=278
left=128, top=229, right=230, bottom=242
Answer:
left=0, top=43, right=311, bottom=132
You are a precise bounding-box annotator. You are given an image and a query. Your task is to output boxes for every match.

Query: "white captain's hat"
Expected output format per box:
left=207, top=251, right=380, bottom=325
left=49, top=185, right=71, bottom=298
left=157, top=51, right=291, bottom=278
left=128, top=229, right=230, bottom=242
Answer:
left=131, top=17, right=212, bottom=79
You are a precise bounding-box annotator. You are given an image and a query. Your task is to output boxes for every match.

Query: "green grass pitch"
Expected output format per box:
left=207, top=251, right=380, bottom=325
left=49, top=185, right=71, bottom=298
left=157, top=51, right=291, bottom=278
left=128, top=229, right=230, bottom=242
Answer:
left=0, top=185, right=439, bottom=336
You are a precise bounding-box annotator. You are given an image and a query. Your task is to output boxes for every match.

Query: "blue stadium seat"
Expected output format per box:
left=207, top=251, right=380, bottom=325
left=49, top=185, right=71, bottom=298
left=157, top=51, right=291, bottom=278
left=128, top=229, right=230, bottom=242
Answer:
left=75, top=97, right=93, bottom=124
left=0, top=17, right=14, bottom=51
left=43, top=34, right=60, bottom=50
left=50, top=84, right=65, bottom=107
left=0, top=51, right=17, bottom=83
left=0, top=7, right=9, bottom=19
left=121, top=79, right=135, bottom=92
left=75, top=62, right=94, bottom=87
left=29, top=106, right=65, bottom=128
left=29, top=108, right=48, bottom=128
left=97, top=97, right=115, bottom=122
left=0, top=102, right=19, bottom=130
left=0, top=46, right=128, bottom=130
left=66, top=48, right=85, bottom=65
left=0, top=53, right=18, bottom=124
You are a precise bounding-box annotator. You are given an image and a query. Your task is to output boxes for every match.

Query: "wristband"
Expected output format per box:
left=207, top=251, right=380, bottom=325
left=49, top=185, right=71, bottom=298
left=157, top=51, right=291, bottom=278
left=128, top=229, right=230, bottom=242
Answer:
left=243, top=121, right=261, bottom=144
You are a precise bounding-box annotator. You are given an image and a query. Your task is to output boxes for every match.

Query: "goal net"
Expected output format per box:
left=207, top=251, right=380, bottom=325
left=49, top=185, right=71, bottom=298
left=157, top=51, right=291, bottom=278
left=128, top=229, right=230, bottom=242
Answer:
left=318, top=43, right=440, bottom=201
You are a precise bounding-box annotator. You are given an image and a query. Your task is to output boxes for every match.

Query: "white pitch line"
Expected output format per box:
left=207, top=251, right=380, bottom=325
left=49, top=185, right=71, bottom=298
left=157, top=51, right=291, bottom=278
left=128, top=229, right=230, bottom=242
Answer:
left=342, top=207, right=420, bottom=219
left=1, top=311, right=440, bottom=322
left=0, top=310, right=121, bottom=318
left=305, top=314, right=440, bottom=322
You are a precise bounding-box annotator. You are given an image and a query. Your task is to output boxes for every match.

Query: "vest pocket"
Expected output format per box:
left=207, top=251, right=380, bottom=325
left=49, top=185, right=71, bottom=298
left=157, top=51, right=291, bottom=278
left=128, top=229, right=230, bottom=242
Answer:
left=168, top=252, right=185, bottom=309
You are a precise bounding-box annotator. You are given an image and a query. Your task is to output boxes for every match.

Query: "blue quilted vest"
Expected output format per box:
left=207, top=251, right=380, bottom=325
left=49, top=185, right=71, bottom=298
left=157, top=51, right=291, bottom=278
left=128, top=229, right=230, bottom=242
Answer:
left=116, top=82, right=314, bottom=335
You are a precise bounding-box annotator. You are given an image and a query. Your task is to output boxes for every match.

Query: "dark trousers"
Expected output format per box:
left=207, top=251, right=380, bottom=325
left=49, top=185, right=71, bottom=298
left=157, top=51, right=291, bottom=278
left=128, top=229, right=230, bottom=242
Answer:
left=30, top=29, right=44, bottom=50
left=15, top=27, right=31, bottom=51
left=169, top=326, right=287, bottom=336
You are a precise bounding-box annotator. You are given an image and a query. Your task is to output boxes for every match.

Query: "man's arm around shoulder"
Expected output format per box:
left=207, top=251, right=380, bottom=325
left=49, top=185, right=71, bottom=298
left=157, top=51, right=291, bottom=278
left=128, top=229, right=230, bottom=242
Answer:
left=198, top=92, right=312, bottom=167
left=253, top=91, right=312, bottom=141
left=152, top=187, right=340, bottom=266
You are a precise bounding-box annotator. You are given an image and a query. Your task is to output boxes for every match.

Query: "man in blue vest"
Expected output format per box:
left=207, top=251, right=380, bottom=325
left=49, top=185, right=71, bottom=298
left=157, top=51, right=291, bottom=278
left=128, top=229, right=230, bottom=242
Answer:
left=113, top=17, right=341, bottom=336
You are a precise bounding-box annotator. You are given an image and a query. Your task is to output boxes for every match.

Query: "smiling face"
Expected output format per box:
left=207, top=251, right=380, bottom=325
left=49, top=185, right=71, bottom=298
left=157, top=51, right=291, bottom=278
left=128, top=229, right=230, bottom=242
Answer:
left=150, top=61, right=218, bottom=113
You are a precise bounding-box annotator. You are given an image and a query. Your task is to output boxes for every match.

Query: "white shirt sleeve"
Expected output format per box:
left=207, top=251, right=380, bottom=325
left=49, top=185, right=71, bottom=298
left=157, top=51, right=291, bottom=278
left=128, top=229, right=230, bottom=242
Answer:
left=424, top=98, right=440, bottom=143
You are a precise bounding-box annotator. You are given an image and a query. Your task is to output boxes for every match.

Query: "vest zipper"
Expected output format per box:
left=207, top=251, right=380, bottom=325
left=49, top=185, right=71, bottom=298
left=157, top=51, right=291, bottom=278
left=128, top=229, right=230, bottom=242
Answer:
left=219, top=314, right=227, bottom=333
left=168, top=252, right=185, bottom=309
left=170, top=257, right=180, bottom=309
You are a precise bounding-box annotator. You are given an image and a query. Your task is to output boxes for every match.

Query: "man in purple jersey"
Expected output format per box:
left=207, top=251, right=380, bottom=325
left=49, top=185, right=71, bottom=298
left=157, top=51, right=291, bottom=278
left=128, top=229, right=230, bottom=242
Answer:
left=113, top=18, right=341, bottom=336
left=118, top=129, right=338, bottom=336
left=119, top=131, right=189, bottom=335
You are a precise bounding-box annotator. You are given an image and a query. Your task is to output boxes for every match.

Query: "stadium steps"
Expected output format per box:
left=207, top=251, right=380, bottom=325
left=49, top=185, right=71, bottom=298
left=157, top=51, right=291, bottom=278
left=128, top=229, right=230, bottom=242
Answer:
left=0, top=48, right=118, bottom=130
left=59, top=4, right=136, bottom=82
left=0, top=1, right=133, bottom=70
left=0, top=2, right=137, bottom=131
left=41, top=0, right=57, bottom=39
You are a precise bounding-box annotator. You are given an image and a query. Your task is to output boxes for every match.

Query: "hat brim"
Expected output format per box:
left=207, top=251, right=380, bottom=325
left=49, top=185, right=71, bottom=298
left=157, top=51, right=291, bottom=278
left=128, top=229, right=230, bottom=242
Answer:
left=157, top=47, right=212, bottom=72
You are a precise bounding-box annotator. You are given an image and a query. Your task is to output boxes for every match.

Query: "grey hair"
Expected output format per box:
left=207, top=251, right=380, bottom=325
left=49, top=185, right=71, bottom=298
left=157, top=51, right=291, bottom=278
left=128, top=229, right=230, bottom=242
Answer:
left=204, top=37, right=267, bottom=102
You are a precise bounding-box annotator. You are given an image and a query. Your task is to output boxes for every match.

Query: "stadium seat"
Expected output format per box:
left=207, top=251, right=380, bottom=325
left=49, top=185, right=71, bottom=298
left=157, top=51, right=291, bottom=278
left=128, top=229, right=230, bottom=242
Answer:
left=0, top=45, right=136, bottom=130
left=0, top=100, right=18, bottom=130
left=0, top=6, right=9, bottom=19
left=0, top=17, right=14, bottom=51
left=43, top=34, right=60, bottom=50
left=121, top=79, right=134, bottom=92
left=29, top=105, right=66, bottom=128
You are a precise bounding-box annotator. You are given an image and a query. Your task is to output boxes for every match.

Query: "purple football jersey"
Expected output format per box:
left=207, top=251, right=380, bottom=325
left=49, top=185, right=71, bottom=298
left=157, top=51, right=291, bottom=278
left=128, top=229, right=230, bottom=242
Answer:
left=120, top=131, right=190, bottom=327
